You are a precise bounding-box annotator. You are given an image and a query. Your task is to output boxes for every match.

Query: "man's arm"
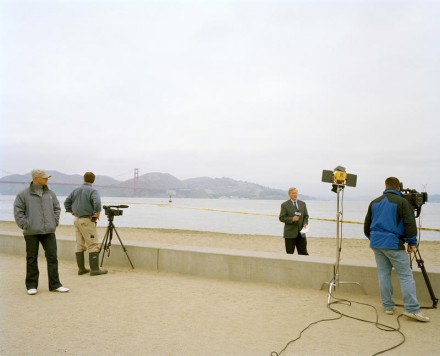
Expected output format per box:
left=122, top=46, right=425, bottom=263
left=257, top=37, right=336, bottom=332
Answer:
left=64, top=192, right=73, bottom=212
left=402, top=200, right=417, bottom=246
left=364, top=204, right=372, bottom=238
left=13, top=194, right=27, bottom=230
left=279, top=202, right=294, bottom=224
left=53, top=193, right=61, bottom=226
left=302, top=202, right=309, bottom=227
left=91, top=189, right=102, bottom=214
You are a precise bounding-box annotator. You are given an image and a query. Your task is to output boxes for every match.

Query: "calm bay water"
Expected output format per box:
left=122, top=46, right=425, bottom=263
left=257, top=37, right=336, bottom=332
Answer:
left=1, top=195, right=439, bottom=241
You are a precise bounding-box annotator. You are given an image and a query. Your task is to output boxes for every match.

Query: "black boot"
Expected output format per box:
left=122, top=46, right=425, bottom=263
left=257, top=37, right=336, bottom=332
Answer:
left=75, top=252, right=90, bottom=275
left=89, top=252, right=108, bottom=276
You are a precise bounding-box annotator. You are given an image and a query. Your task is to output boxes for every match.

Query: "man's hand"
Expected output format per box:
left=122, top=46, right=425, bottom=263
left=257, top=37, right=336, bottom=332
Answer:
left=407, top=245, right=417, bottom=254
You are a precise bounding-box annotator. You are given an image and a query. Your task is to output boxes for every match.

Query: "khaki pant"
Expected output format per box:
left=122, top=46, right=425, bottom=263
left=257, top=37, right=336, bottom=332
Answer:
left=74, top=217, right=100, bottom=253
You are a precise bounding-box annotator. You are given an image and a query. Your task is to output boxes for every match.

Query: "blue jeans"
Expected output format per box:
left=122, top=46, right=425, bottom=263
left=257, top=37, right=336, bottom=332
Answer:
left=25, top=233, right=62, bottom=290
left=372, top=248, right=420, bottom=313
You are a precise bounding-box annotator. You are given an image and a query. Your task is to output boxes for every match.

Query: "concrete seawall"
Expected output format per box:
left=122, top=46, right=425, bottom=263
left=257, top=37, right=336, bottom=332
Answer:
left=1, top=231, right=439, bottom=306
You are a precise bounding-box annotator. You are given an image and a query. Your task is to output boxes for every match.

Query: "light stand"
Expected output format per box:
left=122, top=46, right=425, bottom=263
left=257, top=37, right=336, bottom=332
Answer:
left=321, top=167, right=364, bottom=304
left=323, top=184, right=364, bottom=304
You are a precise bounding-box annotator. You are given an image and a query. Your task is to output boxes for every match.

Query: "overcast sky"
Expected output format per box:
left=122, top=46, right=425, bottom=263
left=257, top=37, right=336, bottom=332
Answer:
left=1, top=0, right=439, bottom=198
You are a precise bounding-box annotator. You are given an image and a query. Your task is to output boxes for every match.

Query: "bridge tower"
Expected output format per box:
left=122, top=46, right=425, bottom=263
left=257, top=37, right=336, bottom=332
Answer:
left=133, top=168, right=139, bottom=197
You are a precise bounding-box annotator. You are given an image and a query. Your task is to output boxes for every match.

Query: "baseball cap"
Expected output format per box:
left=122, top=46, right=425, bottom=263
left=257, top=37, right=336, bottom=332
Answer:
left=32, top=169, right=51, bottom=179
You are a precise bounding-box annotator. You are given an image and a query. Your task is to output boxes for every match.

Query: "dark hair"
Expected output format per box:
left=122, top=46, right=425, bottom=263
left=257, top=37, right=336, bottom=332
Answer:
left=84, top=172, right=96, bottom=184
left=385, top=177, right=400, bottom=190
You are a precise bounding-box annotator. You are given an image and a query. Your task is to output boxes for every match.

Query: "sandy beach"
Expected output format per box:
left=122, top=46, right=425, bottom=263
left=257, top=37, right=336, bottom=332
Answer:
left=1, top=220, right=439, bottom=355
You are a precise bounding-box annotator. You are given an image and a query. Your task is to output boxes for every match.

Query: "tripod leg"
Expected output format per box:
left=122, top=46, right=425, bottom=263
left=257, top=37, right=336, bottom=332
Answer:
left=414, top=250, right=438, bottom=308
left=112, top=226, right=134, bottom=269
left=99, top=225, right=112, bottom=267
left=99, top=226, right=110, bottom=253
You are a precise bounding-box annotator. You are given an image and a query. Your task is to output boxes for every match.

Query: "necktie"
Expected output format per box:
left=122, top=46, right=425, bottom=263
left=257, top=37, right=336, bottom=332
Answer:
left=294, top=201, right=298, bottom=210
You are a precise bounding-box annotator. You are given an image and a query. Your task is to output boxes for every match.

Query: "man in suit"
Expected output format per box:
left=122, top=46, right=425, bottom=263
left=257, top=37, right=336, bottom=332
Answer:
left=279, top=187, right=309, bottom=255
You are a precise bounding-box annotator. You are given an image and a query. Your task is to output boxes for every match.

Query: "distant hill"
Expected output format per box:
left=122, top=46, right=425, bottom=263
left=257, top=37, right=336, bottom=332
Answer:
left=0, top=171, right=313, bottom=200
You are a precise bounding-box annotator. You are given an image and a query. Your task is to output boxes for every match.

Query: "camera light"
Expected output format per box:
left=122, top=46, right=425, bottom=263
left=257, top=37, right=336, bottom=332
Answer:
left=333, top=171, right=347, bottom=185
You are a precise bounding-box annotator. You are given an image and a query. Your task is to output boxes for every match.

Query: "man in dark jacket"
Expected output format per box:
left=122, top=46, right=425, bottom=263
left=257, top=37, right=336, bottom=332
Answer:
left=364, top=177, right=429, bottom=322
left=64, top=172, right=107, bottom=276
left=14, top=169, right=69, bottom=295
left=279, top=187, right=309, bottom=255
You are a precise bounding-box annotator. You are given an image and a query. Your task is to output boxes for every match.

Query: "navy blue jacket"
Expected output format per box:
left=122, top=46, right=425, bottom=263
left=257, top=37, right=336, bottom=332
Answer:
left=364, top=189, right=417, bottom=249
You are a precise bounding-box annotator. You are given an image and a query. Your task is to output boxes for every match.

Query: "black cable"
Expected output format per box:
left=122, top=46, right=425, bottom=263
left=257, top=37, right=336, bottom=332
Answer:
left=270, top=313, right=342, bottom=356
left=327, top=293, right=406, bottom=355
left=270, top=290, right=407, bottom=356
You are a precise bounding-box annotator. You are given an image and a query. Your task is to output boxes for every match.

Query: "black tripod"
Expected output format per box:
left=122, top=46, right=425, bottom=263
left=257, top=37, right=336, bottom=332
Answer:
left=412, top=248, right=438, bottom=308
left=99, top=213, right=134, bottom=269
left=411, top=217, right=438, bottom=308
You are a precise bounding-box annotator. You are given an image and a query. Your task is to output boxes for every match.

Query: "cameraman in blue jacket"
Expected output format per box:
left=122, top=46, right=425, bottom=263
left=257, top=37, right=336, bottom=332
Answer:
left=364, top=177, right=429, bottom=322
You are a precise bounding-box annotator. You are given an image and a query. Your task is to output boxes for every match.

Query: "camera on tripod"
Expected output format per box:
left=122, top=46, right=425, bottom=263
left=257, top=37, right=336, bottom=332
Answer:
left=103, top=205, right=128, bottom=217
left=99, top=204, right=133, bottom=269
left=399, top=183, right=428, bottom=218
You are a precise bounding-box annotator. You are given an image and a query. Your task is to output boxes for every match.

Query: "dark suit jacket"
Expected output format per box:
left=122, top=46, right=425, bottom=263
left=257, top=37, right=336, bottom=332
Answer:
left=279, top=199, right=309, bottom=239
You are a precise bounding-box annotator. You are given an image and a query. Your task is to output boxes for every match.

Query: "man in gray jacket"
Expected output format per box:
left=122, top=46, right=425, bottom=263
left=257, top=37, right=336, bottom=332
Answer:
left=13, top=169, right=69, bottom=295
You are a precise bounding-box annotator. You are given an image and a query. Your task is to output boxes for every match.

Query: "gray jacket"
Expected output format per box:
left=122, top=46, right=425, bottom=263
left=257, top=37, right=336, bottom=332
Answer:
left=14, top=182, right=61, bottom=236
left=64, top=183, right=101, bottom=217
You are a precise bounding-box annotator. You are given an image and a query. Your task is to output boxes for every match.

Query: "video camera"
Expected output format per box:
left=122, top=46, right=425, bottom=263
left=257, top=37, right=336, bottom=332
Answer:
left=399, top=183, right=428, bottom=218
left=103, top=205, right=129, bottom=218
